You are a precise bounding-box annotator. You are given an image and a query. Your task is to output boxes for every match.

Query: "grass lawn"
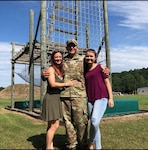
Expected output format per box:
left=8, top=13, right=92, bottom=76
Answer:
left=0, top=95, right=148, bottom=149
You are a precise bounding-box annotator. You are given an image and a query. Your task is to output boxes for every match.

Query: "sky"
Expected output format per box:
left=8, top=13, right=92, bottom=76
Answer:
left=0, top=1, right=148, bottom=87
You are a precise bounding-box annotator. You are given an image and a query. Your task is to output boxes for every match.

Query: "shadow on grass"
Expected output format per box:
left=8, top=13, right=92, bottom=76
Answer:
left=27, top=133, right=46, bottom=149
left=53, top=134, right=67, bottom=149
left=27, top=133, right=66, bottom=149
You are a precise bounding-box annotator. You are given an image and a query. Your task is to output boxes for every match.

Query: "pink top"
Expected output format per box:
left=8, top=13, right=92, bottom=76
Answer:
left=85, top=64, right=109, bottom=102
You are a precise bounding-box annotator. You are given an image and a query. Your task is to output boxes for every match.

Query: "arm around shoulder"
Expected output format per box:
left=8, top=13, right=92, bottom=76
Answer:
left=41, top=68, right=50, bottom=81
left=100, top=64, right=110, bottom=75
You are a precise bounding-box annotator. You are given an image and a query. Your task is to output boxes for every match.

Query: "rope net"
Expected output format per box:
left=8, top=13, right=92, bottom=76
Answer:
left=46, top=0, right=106, bottom=62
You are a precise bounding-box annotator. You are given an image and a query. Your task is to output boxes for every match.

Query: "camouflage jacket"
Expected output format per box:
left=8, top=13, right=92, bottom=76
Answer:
left=60, top=53, right=86, bottom=98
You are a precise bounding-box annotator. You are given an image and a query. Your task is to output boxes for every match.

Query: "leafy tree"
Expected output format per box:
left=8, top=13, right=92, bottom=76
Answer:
left=112, top=67, right=148, bottom=94
left=0, top=87, right=4, bottom=91
left=112, top=74, right=121, bottom=92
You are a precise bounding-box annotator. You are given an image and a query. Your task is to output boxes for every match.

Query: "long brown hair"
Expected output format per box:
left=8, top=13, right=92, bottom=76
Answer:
left=51, top=50, right=64, bottom=77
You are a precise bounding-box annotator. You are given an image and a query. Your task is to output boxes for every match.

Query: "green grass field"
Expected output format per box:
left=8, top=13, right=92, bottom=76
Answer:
left=0, top=95, right=148, bottom=149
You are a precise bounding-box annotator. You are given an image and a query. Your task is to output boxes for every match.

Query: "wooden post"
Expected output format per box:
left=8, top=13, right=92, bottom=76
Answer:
left=86, top=24, right=90, bottom=49
left=40, top=0, right=47, bottom=112
left=75, top=0, right=79, bottom=41
left=103, top=0, right=112, bottom=84
left=11, top=42, right=15, bottom=109
left=29, top=9, right=34, bottom=112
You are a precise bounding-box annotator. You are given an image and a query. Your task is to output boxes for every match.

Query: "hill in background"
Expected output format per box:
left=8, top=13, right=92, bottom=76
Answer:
left=0, top=84, right=40, bottom=99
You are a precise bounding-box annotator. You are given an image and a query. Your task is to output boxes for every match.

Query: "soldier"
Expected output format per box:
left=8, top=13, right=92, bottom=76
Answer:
left=60, top=39, right=88, bottom=150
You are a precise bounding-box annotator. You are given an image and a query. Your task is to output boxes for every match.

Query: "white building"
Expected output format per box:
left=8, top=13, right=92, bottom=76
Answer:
left=137, top=87, right=148, bottom=95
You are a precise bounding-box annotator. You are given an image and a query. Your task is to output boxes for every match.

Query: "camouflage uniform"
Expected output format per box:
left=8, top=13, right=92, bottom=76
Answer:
left=60, top=53, right=88, bottom=149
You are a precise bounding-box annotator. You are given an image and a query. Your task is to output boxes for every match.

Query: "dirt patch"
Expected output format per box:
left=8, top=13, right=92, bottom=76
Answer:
left=0, top=84, right=40, bottom=99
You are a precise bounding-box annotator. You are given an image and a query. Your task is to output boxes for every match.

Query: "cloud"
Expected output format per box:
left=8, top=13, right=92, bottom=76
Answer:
left=0, top=43, right=11, bottom=68
left=0, top=42, right=26, bottom=87
left=106, top=1, right=148, bottom=72
left=0, top=42, right=11, bottom=52
left=108, top=1, right=148, bottom=30
left=111, top=45, right=148, bottom=72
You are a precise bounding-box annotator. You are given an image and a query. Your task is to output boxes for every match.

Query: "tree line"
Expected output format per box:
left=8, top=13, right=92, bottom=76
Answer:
left=112, top=67, right=148, bottom=94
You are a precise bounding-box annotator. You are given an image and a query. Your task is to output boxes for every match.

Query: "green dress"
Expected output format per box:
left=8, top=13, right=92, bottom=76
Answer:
left=41, top=75, right=64, bottom=121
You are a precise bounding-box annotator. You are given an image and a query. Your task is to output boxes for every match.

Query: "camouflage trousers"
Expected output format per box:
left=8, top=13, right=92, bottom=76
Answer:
left=61, top=97, right=88, bottom=149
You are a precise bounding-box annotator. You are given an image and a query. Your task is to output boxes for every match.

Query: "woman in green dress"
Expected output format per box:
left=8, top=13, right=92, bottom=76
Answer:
left=41, top=50, right=77, bottom=149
